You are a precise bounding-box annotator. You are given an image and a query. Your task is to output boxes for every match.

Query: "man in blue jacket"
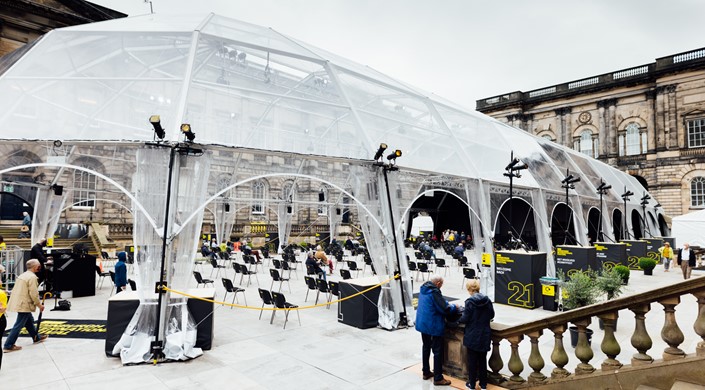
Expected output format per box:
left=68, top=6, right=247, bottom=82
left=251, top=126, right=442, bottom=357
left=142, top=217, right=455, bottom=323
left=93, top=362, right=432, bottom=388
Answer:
left=114, top=252, right=128, bottom=293
left=415, top=275, right=458, bottom=386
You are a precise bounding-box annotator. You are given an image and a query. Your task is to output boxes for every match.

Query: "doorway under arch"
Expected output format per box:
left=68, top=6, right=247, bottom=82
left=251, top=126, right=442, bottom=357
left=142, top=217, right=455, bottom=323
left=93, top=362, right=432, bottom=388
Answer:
left=587, top=207, right=602, bottom=244
left=613, top=209, right=624, bottom=241
left=494, top=198, right=538, bottom=250
left=0, top=192, right=34, bottom=221
left=551, top=203, right=577, bottom=246
left=658, top=214, right=670, bottom=236
left=405, top=190, right=471, bottom=240
left=631, top=209, right=643, bottom=240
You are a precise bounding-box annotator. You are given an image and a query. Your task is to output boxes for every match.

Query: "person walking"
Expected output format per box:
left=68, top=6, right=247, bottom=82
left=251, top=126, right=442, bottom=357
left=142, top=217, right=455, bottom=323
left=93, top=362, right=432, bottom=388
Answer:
left=114, top=252, right=128, bottom=293
left=658, top=242, right=675, bottom=272
left=3, top=259, right=48, bottom=353
left=677, top=243, right=696, bottom=280
left=458, top=279, right=494, bottom=390
left=18, top=211, right=31, bottom=238
left=415, top=275, right=458, bottom=386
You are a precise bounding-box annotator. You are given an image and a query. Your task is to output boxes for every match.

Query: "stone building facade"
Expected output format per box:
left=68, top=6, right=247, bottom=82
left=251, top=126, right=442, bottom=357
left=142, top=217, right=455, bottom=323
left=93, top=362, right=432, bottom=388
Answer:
left=476, top=47, right=705, bottom=218
left=0, top=0, right=125, bottom=57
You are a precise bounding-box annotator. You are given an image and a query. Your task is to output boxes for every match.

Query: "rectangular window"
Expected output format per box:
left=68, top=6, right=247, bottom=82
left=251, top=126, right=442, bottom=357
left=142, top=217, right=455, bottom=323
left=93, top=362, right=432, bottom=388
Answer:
left=688, top=119, right=705, bottom=148
left=73, top=170, right=96, bottom=208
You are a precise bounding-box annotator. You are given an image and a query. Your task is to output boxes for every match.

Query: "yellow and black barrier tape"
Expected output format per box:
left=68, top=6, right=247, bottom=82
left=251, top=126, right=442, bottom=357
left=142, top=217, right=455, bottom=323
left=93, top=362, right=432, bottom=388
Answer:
left=161, top=274, right=399, bottom=311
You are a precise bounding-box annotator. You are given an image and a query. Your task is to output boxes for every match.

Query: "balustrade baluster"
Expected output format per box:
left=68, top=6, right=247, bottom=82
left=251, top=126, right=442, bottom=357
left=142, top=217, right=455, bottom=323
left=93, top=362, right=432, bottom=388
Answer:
left=549, top=324, right=570, bottom=379
left=659, top=296, right=686, bottom=360
left=693, top=289, right=705, bottom=357
left=572, top=319, right=595, bottom=375
left=526, top=330, right=546, bottom=383
left=629, top=303, right=654, bottom=364
left=507, top=335, right=525, bottom=384
left=598, top=312, right=622, bottom=371
left=488, top=336, right=504, bottom=384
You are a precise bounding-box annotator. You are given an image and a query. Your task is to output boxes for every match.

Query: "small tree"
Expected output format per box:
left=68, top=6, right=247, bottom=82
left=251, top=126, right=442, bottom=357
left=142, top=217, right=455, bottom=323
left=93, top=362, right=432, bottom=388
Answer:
left=560, top=269, right=600, bottom=310
left=614, top=265, right=630, bottom=284
left=596, top=267, right=625, bottom=300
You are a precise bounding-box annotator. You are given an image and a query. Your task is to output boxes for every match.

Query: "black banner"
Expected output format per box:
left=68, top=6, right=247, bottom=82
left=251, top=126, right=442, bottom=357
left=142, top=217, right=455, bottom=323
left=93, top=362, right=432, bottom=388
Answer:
left=555, top=245, right=598, bottom=277
left=594, top=242, right=628, bottom=270
left=622, top=240, right=647, bottom=270
left=494, top=251, right=546, bottom=309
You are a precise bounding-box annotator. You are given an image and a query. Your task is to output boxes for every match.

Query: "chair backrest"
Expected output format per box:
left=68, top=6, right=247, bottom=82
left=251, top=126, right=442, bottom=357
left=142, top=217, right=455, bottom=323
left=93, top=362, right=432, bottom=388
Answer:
left=347, top=261, right=358, bottom=270
left=239, top=263, right=250, bottom=274
left=315, top=278, right=328, bottom=292
left=435, top=258, right=446, bottom=267
left=222, top=278, right=234, bottom=292
left=128, top=279, right=137, bottom=290
left=418, top=262, right=429, bottom=272
left=281, top=261, right=291, bottom=271
left=101, top=251, right=109, bottom=260
left=463, top=267, right=476, bottom=279
left=271, top=291, right=286, bottom=308
left=328, top=281, right=339, bottom=296
left=210, top=258, right=219, bottom=267
left=95, top=265, right=101, bottom=276
left=258, top=288, right=274, bottom=304
left=304, top=276, right=317, bottom=290
left=270, top=268, right=281, bottom=281
left=408, top=261, right=417, bottom=271
left=109, top=270, right=115, bottom=282
left=232, top=262, right=241, bottom=274
left=193, top=271, right=203, bottom=283
left=272, top=259, right=282, bottom=269
left=340, top=269, right=352, bottom=280
left=414, top=252, right=423, bottom=259
left=459, top=256, right=468, bottom=266
left=306, top=265, right=316, bottom=275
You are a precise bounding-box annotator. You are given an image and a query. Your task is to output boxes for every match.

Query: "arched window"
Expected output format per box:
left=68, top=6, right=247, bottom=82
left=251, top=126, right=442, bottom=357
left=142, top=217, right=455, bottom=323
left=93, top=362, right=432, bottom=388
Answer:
left=573, top=130, right=597, bottom=158
left=282, top=181, right=296, bottom=215
left=620, top=123, right=646, bottom=156
left=691, top=177, right=705, bottom=207
left=318, top=187, right=328, bottom=216
left=541, top=134, right=553, bottom=142
left=251, top=180, right=266, bottom=214
left=73, top=166, right=97, bottom=208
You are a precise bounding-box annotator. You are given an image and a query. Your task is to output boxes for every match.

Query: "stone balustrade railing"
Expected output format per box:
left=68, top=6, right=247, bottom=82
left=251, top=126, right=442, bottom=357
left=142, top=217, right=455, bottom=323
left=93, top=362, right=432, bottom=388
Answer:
left=444, top=276, right=705, bottom=388
left=108, top=223, right=133, bottom=237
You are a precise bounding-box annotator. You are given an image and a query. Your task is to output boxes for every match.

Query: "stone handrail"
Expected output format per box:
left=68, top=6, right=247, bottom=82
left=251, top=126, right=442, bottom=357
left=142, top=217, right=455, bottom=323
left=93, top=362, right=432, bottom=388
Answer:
left=446, top=276, right=705, bottom=388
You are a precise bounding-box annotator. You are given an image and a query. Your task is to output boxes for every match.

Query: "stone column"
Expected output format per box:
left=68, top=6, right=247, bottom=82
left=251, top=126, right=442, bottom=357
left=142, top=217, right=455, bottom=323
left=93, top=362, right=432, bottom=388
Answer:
left=645, top=90, right=657, bottom=153
left=555, top=107, right=572, bottom=148
left=667, top=85, right=678, bottom=148
left=507, top=334, right=525, bottom=384
left=488, top=336, right=505, bottom=384
left=659, top=295, right=686, bottom=360
left=693, top=289, right=705, bottom=357
left=550, top=324, right=570, bottom=379
left=655, top=87, right=666, bottom=151
left=629, top=302, right=654, bottom=365
left=597, top=103, right=607, bottom=158
left=606, top=99, right=618, bottom=157
left=526, top=330, right=546, bottom=384
left=598, top=311, right=622, bottom=371
left=573, top=318, right=595, bottom=375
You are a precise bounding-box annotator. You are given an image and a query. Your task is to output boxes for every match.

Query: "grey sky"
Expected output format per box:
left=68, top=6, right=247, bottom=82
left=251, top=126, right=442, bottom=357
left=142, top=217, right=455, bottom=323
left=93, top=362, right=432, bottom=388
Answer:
left=91, top=0, right=705, bottom=111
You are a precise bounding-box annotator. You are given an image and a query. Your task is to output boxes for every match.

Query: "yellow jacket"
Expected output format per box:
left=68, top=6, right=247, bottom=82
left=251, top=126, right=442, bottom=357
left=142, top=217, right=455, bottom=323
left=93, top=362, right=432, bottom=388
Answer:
left=658, top=246, right=675, bottom=260
left=6, top=271, right=41, bottom=313
left=0, top=288, right=7, bottom=318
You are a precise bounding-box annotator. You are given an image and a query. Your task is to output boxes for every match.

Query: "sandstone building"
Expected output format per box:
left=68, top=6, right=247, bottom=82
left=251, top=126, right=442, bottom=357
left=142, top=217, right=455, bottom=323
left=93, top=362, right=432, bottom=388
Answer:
left=476, top=47, right=705, bottom=218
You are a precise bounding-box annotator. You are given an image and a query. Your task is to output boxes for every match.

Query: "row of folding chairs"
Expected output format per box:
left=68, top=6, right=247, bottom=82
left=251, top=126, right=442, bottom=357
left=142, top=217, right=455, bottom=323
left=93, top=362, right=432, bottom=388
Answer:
left=258, top=289, right=300, bottom=329
left=303, top=276, right=340, bottom=309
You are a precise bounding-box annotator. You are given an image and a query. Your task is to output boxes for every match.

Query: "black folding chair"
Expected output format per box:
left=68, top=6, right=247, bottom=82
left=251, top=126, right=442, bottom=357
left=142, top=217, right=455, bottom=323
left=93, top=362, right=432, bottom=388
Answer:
left=209, top=258, right=226, bottom=278
left=434, top=258, right=450, bottom=276
left=417, top=262, right=432, bottom=281
left=96, top=265, right=110, bottom=289
left=328, top=280, right=340, bottom=307
left=340, top=268, right=352, bottom=280
left=462, top=267, right=478, bottom=288
left=193, top=271, right=214, bottom=288
left=282, top=260, right=297, bottom=279
left=128, top=279, right=137, bottom=291
left=222, top=278, right=246, bottom=308
left=316, top=278, right=331, bottom=309
left=347, top=260, right=362, bottom=278
left=258, top=288, right=275, bottom=320
left=304, top=276, right=318, bottom=302
left=269, top=268, right=290, bottom=293
left=239, top=263, right=259, bottom=287
left=271, top=291, right=300, bottom=329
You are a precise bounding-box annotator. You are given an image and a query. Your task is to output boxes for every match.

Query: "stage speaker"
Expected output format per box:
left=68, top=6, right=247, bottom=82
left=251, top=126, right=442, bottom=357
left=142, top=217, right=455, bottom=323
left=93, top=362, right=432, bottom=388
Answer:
left=53, top=185, right=63, bottom=196
left=224, top=203, right=230, bottom=212
left=286, top=205, right=292, bottom=214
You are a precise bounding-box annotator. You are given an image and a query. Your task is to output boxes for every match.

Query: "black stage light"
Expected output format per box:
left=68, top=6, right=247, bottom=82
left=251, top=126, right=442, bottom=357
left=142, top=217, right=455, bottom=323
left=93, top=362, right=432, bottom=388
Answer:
left=505, top=158, right=520, bottom=171
left=224, top=203, right=230, bottom=212
left=150, top=115, right=165, bottom=139
left=181, top=123, right=196, bottom=142
left=52, top=184, right=63, bottom=196
left=387, top=149, right=402, bottom=161
left=373, top=143, right=388, bottom=161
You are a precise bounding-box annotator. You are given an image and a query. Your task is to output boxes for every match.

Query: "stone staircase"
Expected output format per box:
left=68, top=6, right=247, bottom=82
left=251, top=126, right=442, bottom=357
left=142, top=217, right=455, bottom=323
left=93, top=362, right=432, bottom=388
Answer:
left=0, top=225, right=98, bottom=255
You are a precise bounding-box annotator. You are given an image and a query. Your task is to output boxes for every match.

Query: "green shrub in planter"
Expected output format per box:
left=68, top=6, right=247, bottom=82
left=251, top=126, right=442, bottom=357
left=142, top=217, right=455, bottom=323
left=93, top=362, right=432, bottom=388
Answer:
left=614, top=265, right=630, bottom=284
left=596, top=267, right=625, bottom=300
left=638, top=257, right=657, bottom=275
left=560, top=269, right=600, bottom=310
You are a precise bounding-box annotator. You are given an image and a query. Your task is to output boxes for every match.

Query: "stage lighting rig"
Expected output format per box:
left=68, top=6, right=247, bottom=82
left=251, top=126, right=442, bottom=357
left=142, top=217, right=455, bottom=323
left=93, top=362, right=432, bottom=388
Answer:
left=181, top=123, right=196, bottom=142
left=373, top=143, right=388, bottom=162
left=561, top=169, right=581, bottom=189
left=150, top=115, right=165, bottom=140
left=621, top=189, right=634, bottom=201
left=387, top=149, right=402, bottom=164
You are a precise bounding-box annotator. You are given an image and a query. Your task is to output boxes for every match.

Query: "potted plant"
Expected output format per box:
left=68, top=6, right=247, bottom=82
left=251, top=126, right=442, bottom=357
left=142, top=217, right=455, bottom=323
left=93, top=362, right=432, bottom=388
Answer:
left=638, top=257, right=657, bottom=276
left=596, top=267, right=625, bottom=330
left=614, top=265, right=630, bottom=285
left=559, top=269, right=599, bottom=347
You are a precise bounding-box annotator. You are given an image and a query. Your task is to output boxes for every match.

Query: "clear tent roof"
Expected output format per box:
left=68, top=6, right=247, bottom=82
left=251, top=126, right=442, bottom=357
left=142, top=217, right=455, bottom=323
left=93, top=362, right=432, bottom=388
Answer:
left=0, top=13, right=653, bottom=205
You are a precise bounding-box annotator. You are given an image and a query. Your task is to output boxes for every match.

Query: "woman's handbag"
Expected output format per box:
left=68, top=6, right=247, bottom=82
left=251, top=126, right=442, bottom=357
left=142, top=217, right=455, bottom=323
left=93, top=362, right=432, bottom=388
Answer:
left=20, top=225, right=29, bottom=232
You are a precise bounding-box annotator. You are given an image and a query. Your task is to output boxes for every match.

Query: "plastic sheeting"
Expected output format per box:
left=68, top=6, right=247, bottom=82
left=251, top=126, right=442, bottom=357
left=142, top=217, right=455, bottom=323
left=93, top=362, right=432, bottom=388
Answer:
left=112, top=146, right=211, bottom=364
left=31, top=187, right=66, bottom=245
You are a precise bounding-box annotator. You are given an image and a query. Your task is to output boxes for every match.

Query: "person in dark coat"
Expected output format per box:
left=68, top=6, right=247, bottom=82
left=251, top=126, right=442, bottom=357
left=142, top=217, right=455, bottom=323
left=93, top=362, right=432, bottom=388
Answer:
left=677, top=242, right=696, bottom=280
left=415, top=275, right=458, bottom=386
left=30, top=239, right=52, bottom=290
left=305, top=251, right=326, bottom=281
left=458, top=279, right=494, bottom=390
left=114, top=252, right=128, bottom=293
